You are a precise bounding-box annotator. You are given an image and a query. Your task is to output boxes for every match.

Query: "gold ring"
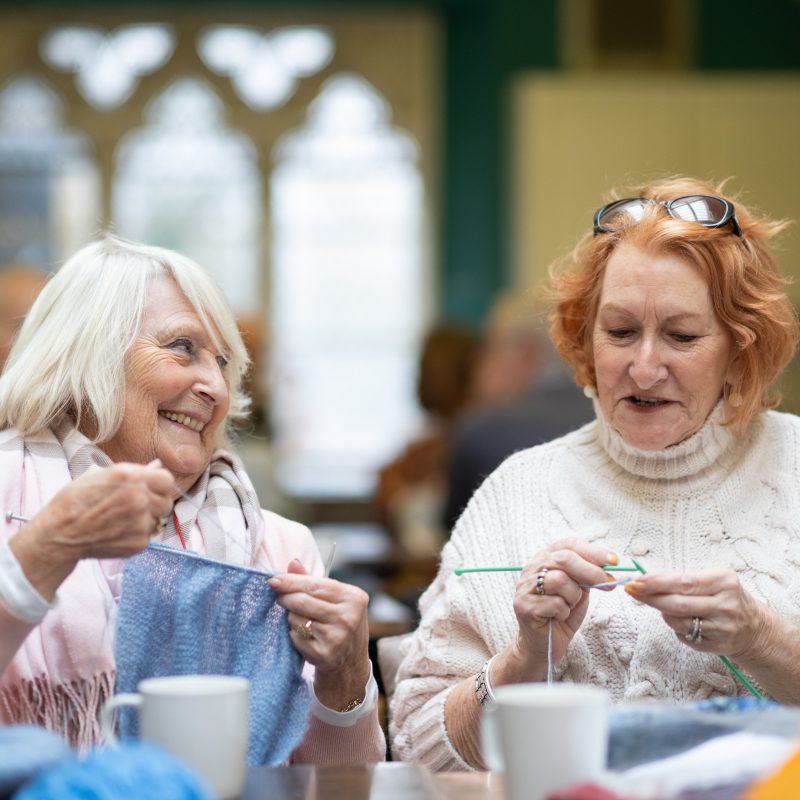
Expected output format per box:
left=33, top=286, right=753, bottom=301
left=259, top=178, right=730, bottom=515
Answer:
left=154, top=516, right=166, bottom=535
left=296, top=619, right=314, bottom=640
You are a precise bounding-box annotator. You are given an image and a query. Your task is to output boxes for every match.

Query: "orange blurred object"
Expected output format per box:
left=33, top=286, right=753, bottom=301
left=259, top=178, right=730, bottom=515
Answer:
left=744, top=747, right=800, bottom=799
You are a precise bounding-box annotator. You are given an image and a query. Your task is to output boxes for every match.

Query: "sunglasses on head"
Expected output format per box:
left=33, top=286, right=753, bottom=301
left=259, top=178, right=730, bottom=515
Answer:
left=593, top=195, right=742, bottom=237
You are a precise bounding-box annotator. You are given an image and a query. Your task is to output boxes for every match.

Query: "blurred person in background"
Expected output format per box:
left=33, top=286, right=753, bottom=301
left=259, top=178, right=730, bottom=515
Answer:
left=444, top=293, right=593, bottom=529
left=375, top=325, right=481, bottom=557
left=0, top=265, right=48, bottom=372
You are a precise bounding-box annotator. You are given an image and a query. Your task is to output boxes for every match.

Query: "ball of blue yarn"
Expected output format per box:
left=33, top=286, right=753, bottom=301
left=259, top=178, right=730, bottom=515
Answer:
left=15, top=742, right=215, bottom=800
left=0, top=725, right=73, bottom=796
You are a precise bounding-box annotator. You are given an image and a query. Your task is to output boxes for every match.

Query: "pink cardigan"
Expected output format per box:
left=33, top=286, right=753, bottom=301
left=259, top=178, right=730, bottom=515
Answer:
left=1, top=458, right=384, bottom=763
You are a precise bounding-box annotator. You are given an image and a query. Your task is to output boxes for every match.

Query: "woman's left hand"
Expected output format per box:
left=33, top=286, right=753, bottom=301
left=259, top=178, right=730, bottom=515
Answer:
left=268, top=559, right=371, bottom=710
left=625, top=569, right=769, bottom=660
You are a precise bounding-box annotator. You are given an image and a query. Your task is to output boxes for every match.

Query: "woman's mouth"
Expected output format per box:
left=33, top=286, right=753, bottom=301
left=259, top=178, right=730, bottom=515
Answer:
left=158, top=410, right=206, bottom=432
left=628, top=396, right=669, bottom=408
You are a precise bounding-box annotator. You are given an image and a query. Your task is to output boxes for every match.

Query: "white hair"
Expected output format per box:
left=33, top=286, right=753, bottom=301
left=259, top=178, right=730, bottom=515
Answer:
left=0, top=235, right=250, bottom=448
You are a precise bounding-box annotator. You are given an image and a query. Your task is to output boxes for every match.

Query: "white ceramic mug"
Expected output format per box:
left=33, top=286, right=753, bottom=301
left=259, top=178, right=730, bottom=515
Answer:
left=101, top=675, right=250, bottom=799
left=482, top=683, right=609, bottom=800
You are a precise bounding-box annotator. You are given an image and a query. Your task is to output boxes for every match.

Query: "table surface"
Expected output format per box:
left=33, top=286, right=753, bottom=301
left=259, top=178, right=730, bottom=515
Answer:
left=242, top=763, right=504, bottom=799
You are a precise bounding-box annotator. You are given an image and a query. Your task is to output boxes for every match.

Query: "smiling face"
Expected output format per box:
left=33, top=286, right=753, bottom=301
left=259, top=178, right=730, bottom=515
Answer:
left=592, top=243, right=734, bottom=450
left=100, top=275, right=231, bottom=490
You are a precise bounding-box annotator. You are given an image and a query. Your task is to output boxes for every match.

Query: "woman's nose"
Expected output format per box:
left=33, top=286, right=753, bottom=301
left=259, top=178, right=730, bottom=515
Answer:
left=194, top=353, right=228, bottom=405
left=628, top=340, right=667, bottom=389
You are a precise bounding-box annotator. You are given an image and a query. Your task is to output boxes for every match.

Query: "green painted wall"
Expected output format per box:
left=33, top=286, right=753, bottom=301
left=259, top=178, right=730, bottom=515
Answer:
left=441, top=1, right=558, bottom=327
left=696, top=0, right=800, bottom=69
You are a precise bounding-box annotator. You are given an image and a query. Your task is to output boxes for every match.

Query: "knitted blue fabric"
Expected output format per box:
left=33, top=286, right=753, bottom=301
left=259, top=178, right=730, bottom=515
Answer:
left=115, top=544, right=310, bottom=766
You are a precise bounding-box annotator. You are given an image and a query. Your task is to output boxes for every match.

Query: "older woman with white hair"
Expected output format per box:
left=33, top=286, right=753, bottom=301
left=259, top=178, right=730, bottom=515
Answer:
left=0, top=236, right=384, bottom=762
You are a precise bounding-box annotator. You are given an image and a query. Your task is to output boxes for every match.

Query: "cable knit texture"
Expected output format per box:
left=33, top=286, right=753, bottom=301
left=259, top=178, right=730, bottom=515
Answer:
left=389, top=404, right=800, bottom=771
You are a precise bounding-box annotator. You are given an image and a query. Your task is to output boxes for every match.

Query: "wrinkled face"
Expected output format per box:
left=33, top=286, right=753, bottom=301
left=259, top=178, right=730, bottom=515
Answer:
left=101, top=276, right=230, bottom=491
left=592, top=243, right=733, bottom=450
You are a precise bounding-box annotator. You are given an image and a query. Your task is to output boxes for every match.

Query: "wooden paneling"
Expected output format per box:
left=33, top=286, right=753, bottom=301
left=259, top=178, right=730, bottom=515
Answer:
left=511, top=75, right=800, bottom=298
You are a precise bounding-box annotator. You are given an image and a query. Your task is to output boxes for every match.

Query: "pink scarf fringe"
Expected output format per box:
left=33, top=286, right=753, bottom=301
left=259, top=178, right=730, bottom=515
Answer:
left=0, top=669, right=116, bottom=753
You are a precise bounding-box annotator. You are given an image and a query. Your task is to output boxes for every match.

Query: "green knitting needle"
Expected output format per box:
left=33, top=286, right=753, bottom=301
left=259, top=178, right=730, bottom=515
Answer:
left=454, top=564, right=639, bottom=576
left=628, top=559, right=762, bottom=699
left=456, top=556, right=763, bottom=699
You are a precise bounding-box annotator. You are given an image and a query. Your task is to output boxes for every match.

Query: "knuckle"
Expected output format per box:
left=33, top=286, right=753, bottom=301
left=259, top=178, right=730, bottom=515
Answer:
left=674, top=598, right=691, bottom=617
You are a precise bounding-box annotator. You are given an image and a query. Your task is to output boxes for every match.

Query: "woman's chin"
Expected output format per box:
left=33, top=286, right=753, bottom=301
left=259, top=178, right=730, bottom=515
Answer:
left=159, top=448, right=211, bottom=490
left=614, top=420, right=686, bottom=451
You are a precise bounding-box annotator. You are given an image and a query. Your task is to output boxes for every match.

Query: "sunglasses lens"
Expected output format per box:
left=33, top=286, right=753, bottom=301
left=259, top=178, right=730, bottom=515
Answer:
left=669, top=195, right=729, bottom=226
left=596, top=199, right=651, bottom=231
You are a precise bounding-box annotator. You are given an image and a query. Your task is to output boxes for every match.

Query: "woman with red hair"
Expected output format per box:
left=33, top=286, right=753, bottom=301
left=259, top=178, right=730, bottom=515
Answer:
left=391, top=177, right=800, bottom=771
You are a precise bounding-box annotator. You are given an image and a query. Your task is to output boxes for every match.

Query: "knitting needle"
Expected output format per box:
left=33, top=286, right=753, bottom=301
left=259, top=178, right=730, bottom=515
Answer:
left=454, top=564, right=638, bottom=576
left=624, top=559, right=763, bottom=699
left=5, top=512, right=30, bottom=524
left=323, top=541, right=337, bottom=579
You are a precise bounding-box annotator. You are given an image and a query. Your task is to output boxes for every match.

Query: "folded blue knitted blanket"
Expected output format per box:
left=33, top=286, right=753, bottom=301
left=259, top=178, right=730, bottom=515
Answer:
left=115, top=544, right=310, bottom=766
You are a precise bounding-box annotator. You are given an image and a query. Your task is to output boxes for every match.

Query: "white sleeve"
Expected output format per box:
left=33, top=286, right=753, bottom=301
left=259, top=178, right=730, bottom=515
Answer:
left=306, top=663, right=379, bottom=728
left=0, top=539, right=56, bottom=623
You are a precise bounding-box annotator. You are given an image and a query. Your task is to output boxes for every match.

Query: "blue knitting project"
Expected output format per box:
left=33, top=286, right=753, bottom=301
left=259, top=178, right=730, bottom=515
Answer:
left=115, top=544, right=310, bottom=766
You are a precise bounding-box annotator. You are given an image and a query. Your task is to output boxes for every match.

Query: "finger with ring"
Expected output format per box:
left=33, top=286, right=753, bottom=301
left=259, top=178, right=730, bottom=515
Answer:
left=535, top=567, right=550, bottom=596
left=296, top=619, right=315, bottom=640
left=153, top=516, right=166, bottom=535
left=684, top=616, right=703, bottom=642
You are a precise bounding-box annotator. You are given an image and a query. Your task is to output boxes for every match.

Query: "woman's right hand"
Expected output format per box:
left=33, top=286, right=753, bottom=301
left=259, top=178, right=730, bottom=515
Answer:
left=9, top=460, right=174, bottom=600
left=506, top=539, right=617, bottom=677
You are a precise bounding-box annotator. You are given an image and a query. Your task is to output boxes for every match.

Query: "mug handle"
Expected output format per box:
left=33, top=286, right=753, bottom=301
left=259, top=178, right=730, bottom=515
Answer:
left=100, top=693, right=142, bottom=746
left=480, top=703, right=505, bottom=772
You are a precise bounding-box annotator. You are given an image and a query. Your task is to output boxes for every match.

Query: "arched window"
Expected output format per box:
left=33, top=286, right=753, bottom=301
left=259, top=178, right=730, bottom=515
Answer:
left=270, top=74, right=426, bottom=498
left=113, top=77, right=262, bottom=313
left=40, top=24, right=175, bottom=110
left=0, top=75, right=98, bottom=266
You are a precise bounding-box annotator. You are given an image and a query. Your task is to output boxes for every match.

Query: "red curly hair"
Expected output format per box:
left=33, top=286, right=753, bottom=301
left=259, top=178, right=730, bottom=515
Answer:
left=549, top=176, right=799, bottom=434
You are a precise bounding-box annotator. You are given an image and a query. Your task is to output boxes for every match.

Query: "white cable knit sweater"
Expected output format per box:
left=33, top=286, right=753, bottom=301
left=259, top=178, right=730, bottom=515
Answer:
left=389, top=404, right=800, bottom=771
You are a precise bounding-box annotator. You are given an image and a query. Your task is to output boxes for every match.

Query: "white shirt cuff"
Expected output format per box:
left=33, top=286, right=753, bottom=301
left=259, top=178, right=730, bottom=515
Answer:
left=307, top=663, right=378, bottom=727
left=0, top=539, right=56, bottom=623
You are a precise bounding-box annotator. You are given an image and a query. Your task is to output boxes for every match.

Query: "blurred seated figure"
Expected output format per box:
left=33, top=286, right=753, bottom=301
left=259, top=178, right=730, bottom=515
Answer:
left=444, top=293, right=593, bottom=528
left=0, top=265, right=47, bottom=371
left=375, top=325, right=480, bottom=557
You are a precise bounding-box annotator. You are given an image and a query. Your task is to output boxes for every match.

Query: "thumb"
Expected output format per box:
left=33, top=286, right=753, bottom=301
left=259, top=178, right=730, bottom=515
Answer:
left=287, top=558, right=309, bottom=576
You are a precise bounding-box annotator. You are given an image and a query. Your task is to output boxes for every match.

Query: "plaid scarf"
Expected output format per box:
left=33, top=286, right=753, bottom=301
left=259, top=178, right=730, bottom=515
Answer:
left=0, top=421, right=266, bottom=750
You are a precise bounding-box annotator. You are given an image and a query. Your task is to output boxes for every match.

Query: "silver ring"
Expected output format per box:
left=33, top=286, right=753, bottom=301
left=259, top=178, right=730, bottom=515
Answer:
left=296, top=619, right=314, bottom=640
left=685, top=616, right=703, bottom=642
left=535, top=568, right=549, bottom=596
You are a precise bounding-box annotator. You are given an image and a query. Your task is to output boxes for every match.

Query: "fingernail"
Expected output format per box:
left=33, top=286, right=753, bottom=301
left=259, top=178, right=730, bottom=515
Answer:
left=624, top=581, right=645, bottom=595
left=606, top=553, right=619, bottom=566
left=268, top=576, right=283, bottom=588
left=147, top=459, right=162, bottom=467
left=605, top=573, right=617, bottom=583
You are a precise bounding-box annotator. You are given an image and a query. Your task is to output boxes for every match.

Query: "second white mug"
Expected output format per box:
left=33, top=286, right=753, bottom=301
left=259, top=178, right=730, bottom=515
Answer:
left=482, top=682, right=610, bottom=800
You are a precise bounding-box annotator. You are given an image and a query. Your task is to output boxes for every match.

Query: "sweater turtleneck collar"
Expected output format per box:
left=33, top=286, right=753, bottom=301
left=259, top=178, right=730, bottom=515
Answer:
left=593, top=399, right=741, bottom=482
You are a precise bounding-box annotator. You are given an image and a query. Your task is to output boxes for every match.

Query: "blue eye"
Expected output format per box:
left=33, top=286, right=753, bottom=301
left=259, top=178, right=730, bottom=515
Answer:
left=216, top=354, right=229, bottom=369
left=608, top=328, right=633, bottom=339
left=170, top=338, right=194, bottom=355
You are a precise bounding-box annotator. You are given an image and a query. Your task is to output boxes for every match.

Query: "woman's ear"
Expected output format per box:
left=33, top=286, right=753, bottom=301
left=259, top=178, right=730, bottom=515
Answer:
left=724, top=358, right=743, bottom=409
